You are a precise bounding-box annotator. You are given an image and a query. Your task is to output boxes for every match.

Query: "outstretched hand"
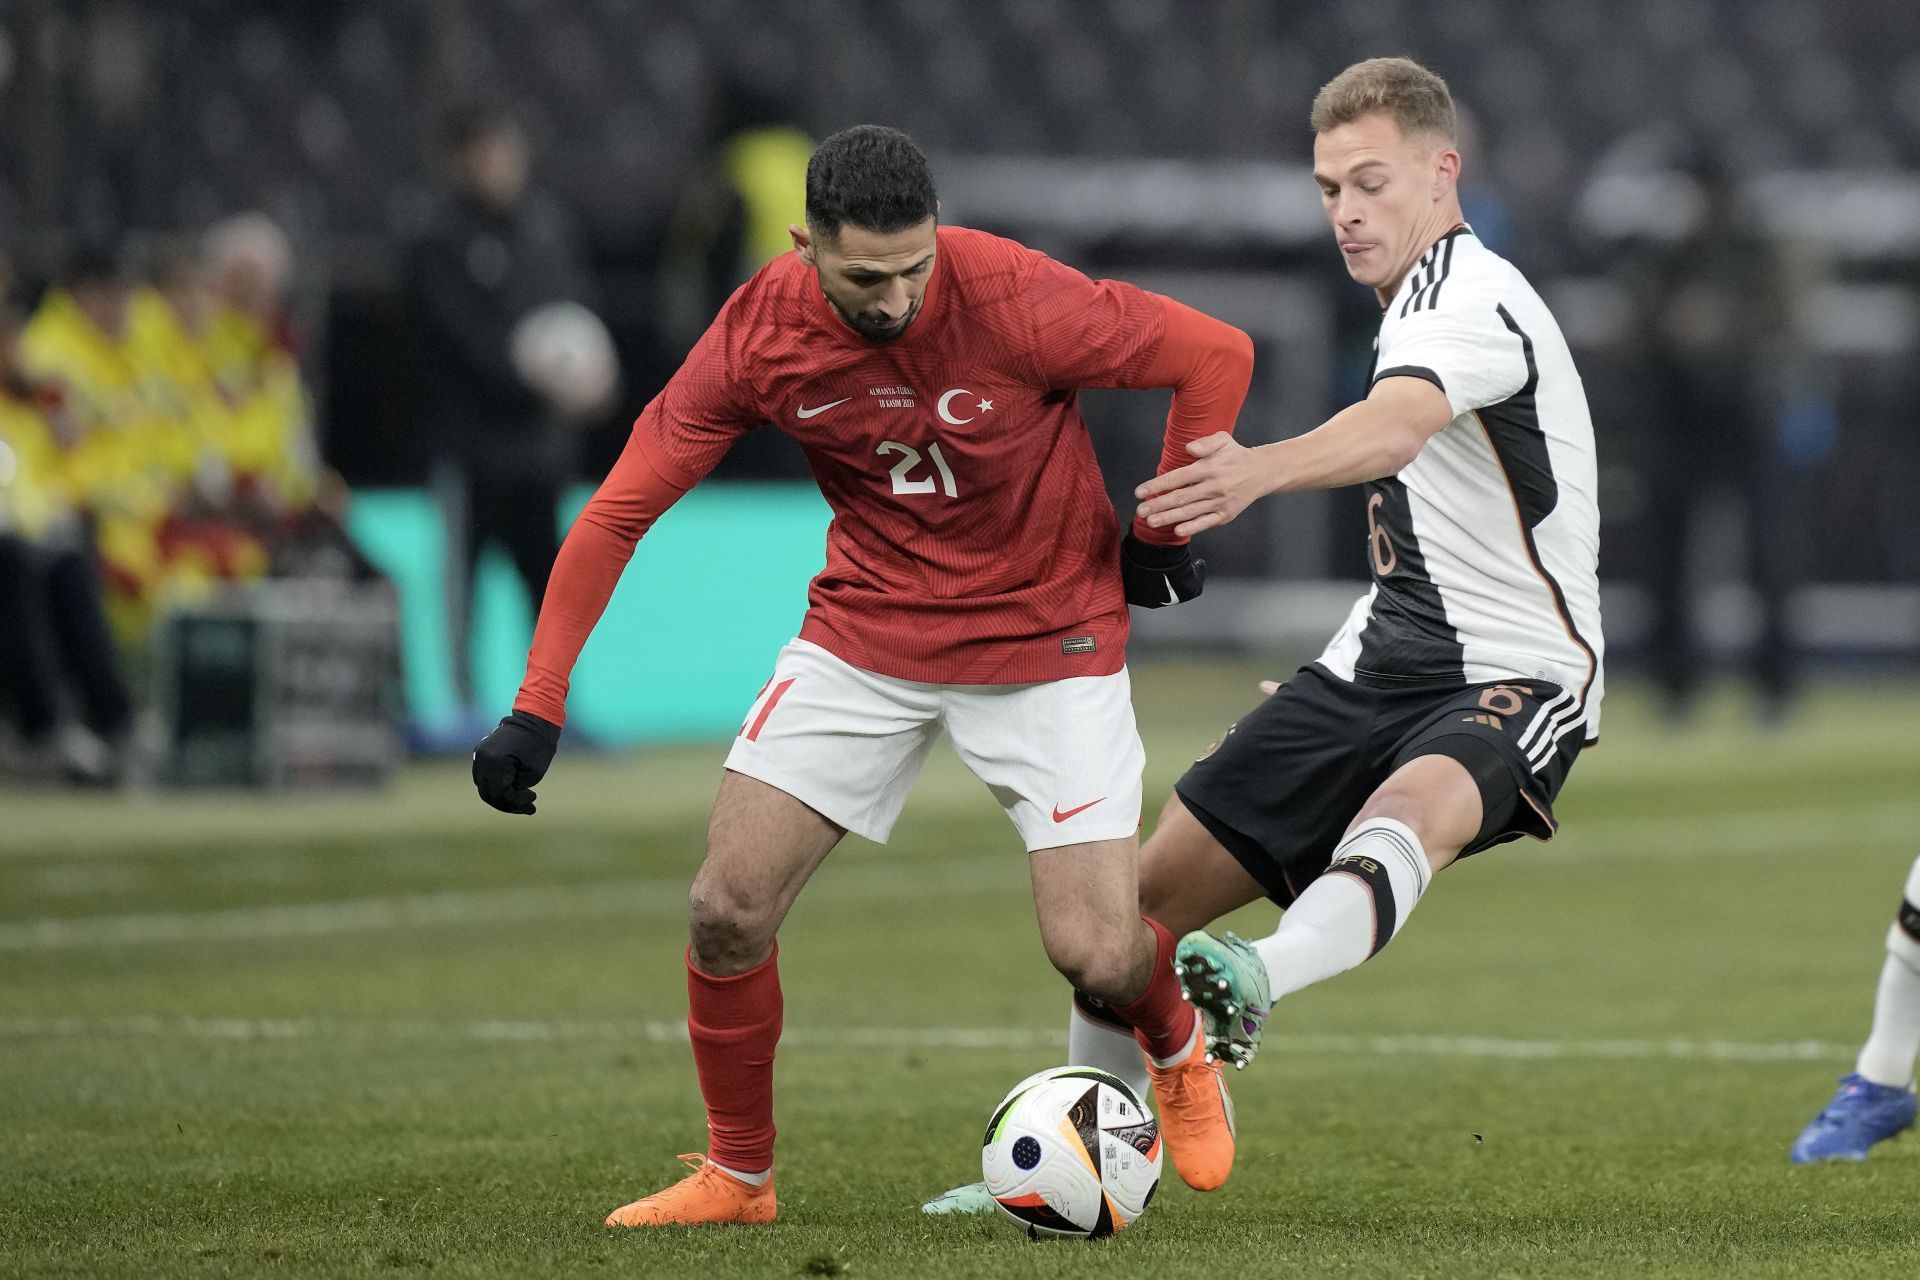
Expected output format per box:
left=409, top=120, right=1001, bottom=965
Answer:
left=1133, top=434, right=1270, bottom=538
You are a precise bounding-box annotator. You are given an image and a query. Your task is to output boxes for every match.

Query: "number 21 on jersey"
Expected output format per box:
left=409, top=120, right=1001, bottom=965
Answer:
left=876, top=440, right=959, bottom=498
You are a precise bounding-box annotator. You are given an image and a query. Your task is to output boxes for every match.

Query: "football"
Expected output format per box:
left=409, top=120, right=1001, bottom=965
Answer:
left=508, top=300, right=619, bottom=418
left=980, top=1067, right=1162, bottom=1239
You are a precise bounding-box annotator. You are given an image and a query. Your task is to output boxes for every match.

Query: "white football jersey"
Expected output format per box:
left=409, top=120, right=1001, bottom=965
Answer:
left=1317, top=226, right=1606, bottom=742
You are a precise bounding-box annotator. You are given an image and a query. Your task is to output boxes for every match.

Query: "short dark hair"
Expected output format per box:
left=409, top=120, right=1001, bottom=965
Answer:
left=804, top=125, right=937, bottom=240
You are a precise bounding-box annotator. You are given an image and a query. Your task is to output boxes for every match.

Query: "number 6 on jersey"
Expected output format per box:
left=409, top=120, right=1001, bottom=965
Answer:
left=877, top=440, right=959, bottom=498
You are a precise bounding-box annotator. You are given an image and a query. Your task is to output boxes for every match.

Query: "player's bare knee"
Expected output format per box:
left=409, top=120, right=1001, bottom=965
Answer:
left=686, top=881, right=777, bottom=971
left=1045, top=931, right=1136, bottom=1005
left=1354, top=758, right=1482, bottom=869
left=1349, top=785, right=1424, bottom=833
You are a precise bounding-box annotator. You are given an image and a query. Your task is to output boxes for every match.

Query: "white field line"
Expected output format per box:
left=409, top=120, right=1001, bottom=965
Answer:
left=0, top=1015, right=1852, bottom=1064
left=9, top=789, right=1920, bottom=868
left=0, top=856, right=1019, bottom=952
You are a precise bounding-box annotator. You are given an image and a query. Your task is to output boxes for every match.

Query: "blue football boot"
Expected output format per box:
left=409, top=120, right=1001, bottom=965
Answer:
left=1789, top=1073, right=1917, bottom=1163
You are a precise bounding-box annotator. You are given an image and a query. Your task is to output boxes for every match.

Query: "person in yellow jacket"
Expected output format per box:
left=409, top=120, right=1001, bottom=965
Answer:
left=17, top=251, right=168, bottom=517
left=0, top=300, right=134, bottom=781
left=202, top=215, right=322, bottom=516
left=17, top=251, right=177, bottom=638
left=21, top=247, right=271, bottom=639
left=201, top=212, right=374, bottom=584
left=131, top=244, right=276, bottom=596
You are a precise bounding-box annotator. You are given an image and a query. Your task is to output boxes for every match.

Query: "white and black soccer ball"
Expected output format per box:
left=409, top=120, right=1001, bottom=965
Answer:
left=980, top=1066, right=1161, bottom=1239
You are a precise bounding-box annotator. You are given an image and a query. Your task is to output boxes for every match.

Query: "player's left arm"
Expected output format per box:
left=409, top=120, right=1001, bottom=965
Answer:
left=1019, top=254, right=1253, bottom=605
left=1019, top=256, right=1254, bottom=542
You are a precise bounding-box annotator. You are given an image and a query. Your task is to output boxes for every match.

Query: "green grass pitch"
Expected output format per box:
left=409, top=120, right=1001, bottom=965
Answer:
left=5, top=661, right=1920, bottom=1277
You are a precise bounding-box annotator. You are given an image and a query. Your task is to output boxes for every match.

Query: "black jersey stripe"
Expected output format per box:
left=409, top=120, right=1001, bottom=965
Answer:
left=1474, top=304, right=1600, bottom=716
left=1424, top=231, right=1459, bottom=310
left=1398, top=227, right=1468, bottom=316
left=1397, top=244, right=1440, bottom=318
left=1371, top=364, right=1445, bottom=394
left=1353, top=475, right=1465, bottom=685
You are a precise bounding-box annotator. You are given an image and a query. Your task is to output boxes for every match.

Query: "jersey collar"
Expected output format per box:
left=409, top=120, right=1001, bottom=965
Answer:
left=1382, top=223, right=1475, bottom=314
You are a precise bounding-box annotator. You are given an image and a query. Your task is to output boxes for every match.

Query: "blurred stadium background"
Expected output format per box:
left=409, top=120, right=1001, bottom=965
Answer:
left=6, top=3, right=1920, bottom=1274
left=3, top=0, right=1919, bottom=771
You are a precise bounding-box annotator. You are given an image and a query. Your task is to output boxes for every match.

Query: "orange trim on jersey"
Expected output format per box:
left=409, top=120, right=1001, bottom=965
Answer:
left=1519, top=787, right=1559, bottom=839
left=742, top=677, right=797, bottom=742
left=1469, top=411, right=1599, bottom=715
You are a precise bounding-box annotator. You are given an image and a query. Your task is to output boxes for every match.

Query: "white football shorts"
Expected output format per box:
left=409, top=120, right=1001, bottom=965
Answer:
left=722, top=638, right=1144, bottom=850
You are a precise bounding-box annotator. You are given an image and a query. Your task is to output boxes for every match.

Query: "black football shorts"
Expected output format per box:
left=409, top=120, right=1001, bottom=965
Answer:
left=1174, top=663, right=1584, bottom=906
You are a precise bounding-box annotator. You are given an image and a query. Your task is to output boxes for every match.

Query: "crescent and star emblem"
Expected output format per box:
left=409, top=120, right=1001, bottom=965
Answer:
left=936, top=388, right=994, bottom=426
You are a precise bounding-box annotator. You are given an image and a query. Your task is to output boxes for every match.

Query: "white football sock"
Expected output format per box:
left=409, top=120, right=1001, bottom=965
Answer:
left=712, top=1161, right=771, bottom=1186
left=1067, top=996, right=1152, bottom=1101
left=1252, top=817, right=1432, bottom=1000
left=1856, top=855, right=1920, bottom=1089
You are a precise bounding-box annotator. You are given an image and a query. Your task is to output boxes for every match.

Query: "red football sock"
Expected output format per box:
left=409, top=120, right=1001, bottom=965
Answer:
left=1111, top=917, right=1197, bottom=1063
left=686, top=945, right=783, bottom=1174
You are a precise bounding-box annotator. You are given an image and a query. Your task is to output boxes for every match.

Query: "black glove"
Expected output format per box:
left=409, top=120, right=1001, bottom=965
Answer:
left=1121, top=532, right=1206, bottom=608
left=472, top=710, right=562, bottom=815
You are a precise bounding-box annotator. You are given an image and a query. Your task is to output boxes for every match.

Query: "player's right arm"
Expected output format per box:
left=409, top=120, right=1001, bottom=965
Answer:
left=1134, top=376, right=1455, bottom=537
left=472, top=297, right=757, bottom=814
left=1135, top=279, right=1528, bottom=538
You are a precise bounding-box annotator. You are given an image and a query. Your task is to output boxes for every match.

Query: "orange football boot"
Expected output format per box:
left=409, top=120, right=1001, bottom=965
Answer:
left=604, top=1154, right=777, bottom=1227
left=1145, top=1030, right=1237, bottom=1191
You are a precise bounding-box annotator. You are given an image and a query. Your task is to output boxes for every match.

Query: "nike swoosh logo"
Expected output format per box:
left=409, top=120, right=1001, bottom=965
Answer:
left=1051, top=797, right=1107, bottom=823
left=796, top=397, right=851, bottom=419
left=1163, top=575, right=1180, bottom=606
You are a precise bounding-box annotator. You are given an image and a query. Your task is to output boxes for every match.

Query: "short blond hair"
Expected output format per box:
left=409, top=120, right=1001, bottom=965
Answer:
left=1310, top=57, right=1456, bottom=143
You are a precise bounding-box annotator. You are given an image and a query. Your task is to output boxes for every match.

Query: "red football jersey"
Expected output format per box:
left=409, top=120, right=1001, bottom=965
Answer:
left=516, top=226, right=1250, bottom=721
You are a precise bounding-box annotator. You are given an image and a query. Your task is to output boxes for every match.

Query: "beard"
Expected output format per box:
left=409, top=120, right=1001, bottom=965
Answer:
left=826, top=291, right=923, bottom=343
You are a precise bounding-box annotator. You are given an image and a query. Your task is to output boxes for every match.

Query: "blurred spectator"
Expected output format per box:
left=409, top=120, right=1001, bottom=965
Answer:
left=203, top=213, right=322, bottom=515
left=199, top=213, right=378, bottom=581
left=18, top=247, right=141, bottom=433
left=404, top=105, right=601, bottom=712
left=656, top=83, right=813, bottom=481
left=18, top=247, right=185, bottom=641
left=663, top=82, right=813, bottom=340
left=1628, top=154, right=1810, bottom=721
left=0, top=296, right=135, bottom=783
